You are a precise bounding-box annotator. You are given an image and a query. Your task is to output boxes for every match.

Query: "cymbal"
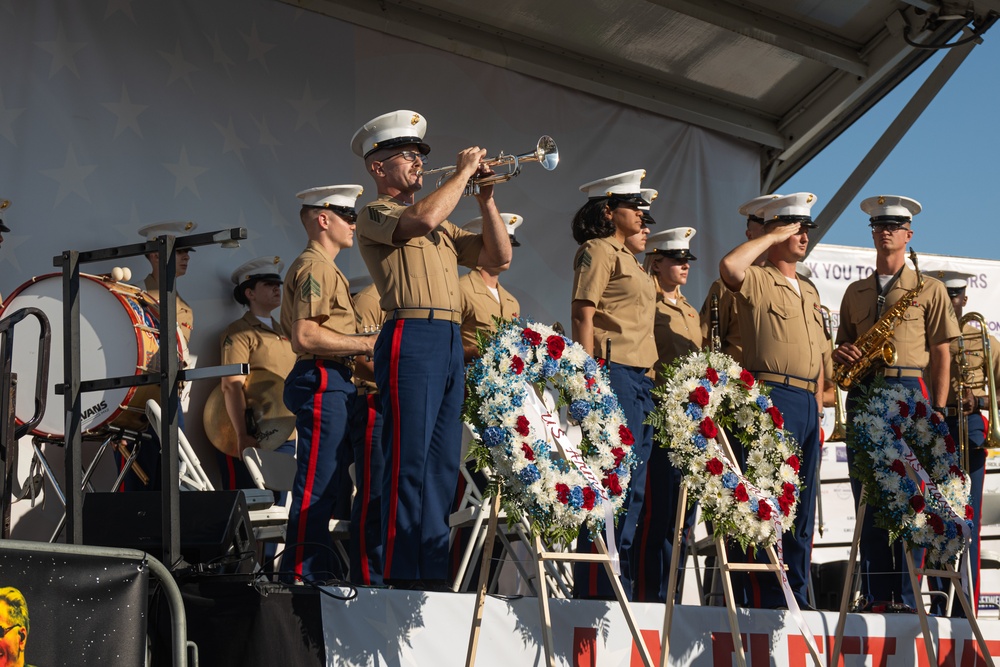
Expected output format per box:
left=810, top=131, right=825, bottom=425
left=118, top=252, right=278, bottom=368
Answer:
left=204, top=369, right=296, bottom=457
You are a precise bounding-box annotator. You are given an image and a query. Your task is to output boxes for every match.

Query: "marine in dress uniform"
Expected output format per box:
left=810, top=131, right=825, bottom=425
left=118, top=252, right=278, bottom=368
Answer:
left=927, top=271, right=996, bottom=616
left=719, top=192, right=826, bottom=609
left=699, top=194, right=781, bottom=360
left=833, top=195, right=960, bottom=611
left=217, top=256, right=297, bottom=491
left=348, top=275, right=387, bottom=586
left=623, top=188, right=657, bottom=255
left=632, top=226, right=702, bottom=602
left=280, top=184, right=377, bottom=584
left=570, top=170, right=657, bottom=600
left=352, top=110, right=512, bottom=589
left=458, top=213, right=522, bottom=360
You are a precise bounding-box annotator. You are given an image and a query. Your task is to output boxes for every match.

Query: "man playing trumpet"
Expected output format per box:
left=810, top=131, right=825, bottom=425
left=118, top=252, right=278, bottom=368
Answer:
left=832, top=195, right=959, bottom=612
left=352, top=110, right=512, bottom=590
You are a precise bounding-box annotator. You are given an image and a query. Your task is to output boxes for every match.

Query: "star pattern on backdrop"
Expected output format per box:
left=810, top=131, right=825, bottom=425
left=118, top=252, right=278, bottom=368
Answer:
left=34, top=23, right=88, bottom=79
left=159, top=41, right=199, bottom=91
left=240, top=23, right=276, bottom=72
left=102, top=84, right=147, bottom=139
left=215, top=117, right=249, bottom=164
left=0, top=234, right=29, bottom=272
left=250, top=113, right=282, bottom=159
left=288, top=81, right=328, bottom=132
left=205, top=31, right=235, bottom=77
left=40, top=145, right=97, bottom=205
left=163, top=146, right=208, bottom=198
left=0, top=88, right=25, bottom=146
left=104, top=0, right=136, bottom=23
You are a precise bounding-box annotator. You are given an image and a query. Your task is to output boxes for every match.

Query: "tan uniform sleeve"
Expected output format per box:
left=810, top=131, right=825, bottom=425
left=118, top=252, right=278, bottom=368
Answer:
left=924, top=280, right=961, bottom=346
left=358, top=198, right=407, bottom=247
left=220, top=324, right=252, bottom=366
left=442, top=220, right=485, bottom=271
left=571, top=240, right=614, bottom=305
left=285, top=259, right=344, bottom=322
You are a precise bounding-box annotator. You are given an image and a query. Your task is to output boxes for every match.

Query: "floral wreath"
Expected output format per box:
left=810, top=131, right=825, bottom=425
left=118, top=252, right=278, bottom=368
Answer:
left=647, top=350, right=802, bottom=550
left=849, top=381, right=973, bottom=565
left=463, top=319, right=637, bottom=545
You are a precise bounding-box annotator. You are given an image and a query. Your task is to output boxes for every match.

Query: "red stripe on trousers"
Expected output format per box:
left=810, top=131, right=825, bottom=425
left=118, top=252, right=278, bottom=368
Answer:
left=358, top=393, right=377, bottom=584
left=383, top=320, right=406, bottom=580
left=635, top=467, right=653, bottom=600
left=225, top=455, right=236, bottom=490
left=293, top=360, right=329, bottom=579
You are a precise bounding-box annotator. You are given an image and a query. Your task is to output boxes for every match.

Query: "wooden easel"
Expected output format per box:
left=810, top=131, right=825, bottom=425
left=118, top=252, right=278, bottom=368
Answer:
left=465, top=489, right=655, bottom=667
left=832, top=492, right=996, bottom=667
left=660, top=431, right=823, bottom=667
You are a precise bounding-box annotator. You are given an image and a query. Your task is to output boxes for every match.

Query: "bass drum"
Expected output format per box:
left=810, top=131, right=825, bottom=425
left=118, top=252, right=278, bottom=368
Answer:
left=0, top=273, right=183, bottom=438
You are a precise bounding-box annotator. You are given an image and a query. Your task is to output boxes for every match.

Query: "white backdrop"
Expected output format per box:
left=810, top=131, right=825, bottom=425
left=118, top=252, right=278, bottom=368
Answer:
left=0, top=0, right=758, bottom=534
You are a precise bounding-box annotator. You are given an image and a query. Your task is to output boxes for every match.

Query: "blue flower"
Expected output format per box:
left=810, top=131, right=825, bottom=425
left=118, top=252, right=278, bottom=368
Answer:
left=717, top=372, right=729, bottom=387
left=685, top=403, right=703, bottom=421
left=569, top=487, right=584, bottom=509
left=482, top=426, right=506, bottom=448
left=569, top=400, right=591, bottom=421
left=693, top=434, right=707, bottom=450
left=945, top=522, right=957, bottom=539
left=699, top=378, right=712, bottom=390
left=722, top=472, right=738, bottom=489
left=900, top=478, right=917, bottom=496
left=519, top=465, right=541, bottom=485
left=541, top=358, right=559, bottom=378
left=749, top=498, right=759, bottom=512
left=583, top=357, right=598, bottom=377
left=755, top=395, right=770, bottom=411
left=554, top=457, right=571, bottom=473
left=510, top=392, right=524, bottom=408
left=534, top=440, right=550, bottom=458
left=601, top=394, right=619, bottom=413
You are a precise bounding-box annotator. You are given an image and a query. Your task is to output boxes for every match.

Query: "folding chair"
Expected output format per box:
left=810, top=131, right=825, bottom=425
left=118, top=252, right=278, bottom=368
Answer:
left=144, top=399, right=213, bottom=491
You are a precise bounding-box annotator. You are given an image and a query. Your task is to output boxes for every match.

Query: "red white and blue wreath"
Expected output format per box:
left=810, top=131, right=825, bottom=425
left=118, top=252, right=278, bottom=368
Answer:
left=463, top=320, right=637, bottom=545
left=648, top=350, right=802, bottom=550
left=850, top=382, right=973, bottom=565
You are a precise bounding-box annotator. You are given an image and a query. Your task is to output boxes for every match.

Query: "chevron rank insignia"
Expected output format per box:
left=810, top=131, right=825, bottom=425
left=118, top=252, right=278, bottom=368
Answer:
left=368, top=202, right=391, bottom=225
left=222, top=335, right=233, bottom=347
left=300, top=274, right=322, bottom=302
left=574, top=250, right=592, bottom=270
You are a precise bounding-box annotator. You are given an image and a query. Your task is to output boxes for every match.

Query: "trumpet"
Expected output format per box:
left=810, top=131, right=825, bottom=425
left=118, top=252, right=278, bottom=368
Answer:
left=709, top=293, right=721, bottom=352
left=819, top=305, right=847, bottom=441
left=955, top=311, right=1000, bottom=472
left=418, top=135, right=558, bottom=196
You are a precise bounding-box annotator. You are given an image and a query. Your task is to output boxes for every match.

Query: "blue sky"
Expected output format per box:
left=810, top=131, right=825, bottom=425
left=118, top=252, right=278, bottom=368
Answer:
left=784, top=32, right=998, bottom=259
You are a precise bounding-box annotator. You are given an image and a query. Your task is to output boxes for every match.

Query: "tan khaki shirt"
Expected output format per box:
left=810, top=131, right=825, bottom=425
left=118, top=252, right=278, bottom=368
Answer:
left=836, top=266, right=959, bottom=371
left=700, top=278, right=742, bottom=363
left=357, top=194, right=484, bottom=313
left=459, top=270, right=520, bottom=352
left=352, top=282, right=386, bottom=393
left=946, top=323, right=1000, bottom=404
left=220, top=311, right=296, bottom=381
left=735, top=262, right=825, bottom=380
left=571, top=236, right=657, bottom=368
left=281, top=240, right=358, bottom=362
left=143, top=273, right=194, bottom=345
left=653, top=292, right=703, bottom=380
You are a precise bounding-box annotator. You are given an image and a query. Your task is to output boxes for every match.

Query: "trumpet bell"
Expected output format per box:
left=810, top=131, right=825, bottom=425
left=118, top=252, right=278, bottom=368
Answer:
left=535, top=135, right=559, bottom=171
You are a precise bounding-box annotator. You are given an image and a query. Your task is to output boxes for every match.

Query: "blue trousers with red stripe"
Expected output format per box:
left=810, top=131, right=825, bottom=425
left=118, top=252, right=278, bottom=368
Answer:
left=375, top=318, right=464, bottom=583
left=349, top=390, right=384, bottom=585
left=930, top=412, right=986, bottom=616
left=280, top=358, right=354, bottom=584
left=731, top=382, right=820, bottom=608
left=574, top=363, right=654, bottom=600
left=847, top=375, right=927, bottom=608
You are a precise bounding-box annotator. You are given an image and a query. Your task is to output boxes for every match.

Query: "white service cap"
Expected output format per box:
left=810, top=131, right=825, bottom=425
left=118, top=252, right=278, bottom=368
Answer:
left=646, top=226, right=697, bottom=260
left=462, top=213, right=524, bottom=247
left=860, top=195, right=922, bottom=224
left=296, top=185, right=364, bottom=210
left=350, top=110, right=431, bottom=159
left=231, top=256, right=284, bottom=286
left=738, top=194, right=782, bottom=223
left=578, top=170, right=648, bottom=205
left=756, top=192, right=818, bottom=228
left=138, top=221, right=198, bottom=250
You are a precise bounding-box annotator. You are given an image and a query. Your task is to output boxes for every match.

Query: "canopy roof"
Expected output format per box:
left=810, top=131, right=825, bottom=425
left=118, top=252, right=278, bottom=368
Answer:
left=280, top=0, right=997, bottom=188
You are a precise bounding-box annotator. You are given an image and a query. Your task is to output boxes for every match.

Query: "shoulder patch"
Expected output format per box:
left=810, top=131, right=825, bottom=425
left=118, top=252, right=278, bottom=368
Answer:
left=223, top=335, right=233, bottom=347
left=300, top=274, right=322, bottom=302
left=367, top=202, right=391, bottom=225
left=574, top=250, right=592, bottom=271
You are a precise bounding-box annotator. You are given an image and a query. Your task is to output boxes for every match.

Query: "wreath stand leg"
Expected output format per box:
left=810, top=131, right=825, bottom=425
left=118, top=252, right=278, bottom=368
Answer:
left=659, top=483, right=688, bottom=667
left=463, top=492, right=655, bottom=667
left=831, top=498, right=865, bottom=667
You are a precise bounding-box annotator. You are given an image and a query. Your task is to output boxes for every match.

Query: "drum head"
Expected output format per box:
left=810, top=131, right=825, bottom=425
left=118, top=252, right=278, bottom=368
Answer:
left=2, top=274, right=145, bottom=438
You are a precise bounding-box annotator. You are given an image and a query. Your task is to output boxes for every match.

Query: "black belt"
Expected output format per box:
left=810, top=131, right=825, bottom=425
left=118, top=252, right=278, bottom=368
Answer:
left=753, top=371, right=818, bottom=394
left=390, top=307, right=461, bottom=324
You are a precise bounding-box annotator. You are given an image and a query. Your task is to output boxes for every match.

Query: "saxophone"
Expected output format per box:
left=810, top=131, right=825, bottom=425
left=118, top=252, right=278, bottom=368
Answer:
left=833, top=249, right=924, bottom=391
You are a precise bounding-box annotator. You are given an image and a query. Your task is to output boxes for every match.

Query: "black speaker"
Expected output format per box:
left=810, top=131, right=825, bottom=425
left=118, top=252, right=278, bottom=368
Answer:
left=83, top=491, right=257, bottom=573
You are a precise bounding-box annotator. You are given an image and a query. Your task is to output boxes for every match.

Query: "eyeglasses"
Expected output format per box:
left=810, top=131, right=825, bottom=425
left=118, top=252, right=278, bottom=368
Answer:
left=870, top=223, right=909, bottom=233
left=1, top=623, right=21, bottom=637
left=382, top=150, right=427, bottom=164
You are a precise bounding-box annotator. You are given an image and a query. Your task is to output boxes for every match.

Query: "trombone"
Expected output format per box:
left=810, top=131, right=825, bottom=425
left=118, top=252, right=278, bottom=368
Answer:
left=418, top=135, right=558, bottom=196
left=954, top=311, right=1000, bottom=472
left=819, top=305, right=847, bottom=441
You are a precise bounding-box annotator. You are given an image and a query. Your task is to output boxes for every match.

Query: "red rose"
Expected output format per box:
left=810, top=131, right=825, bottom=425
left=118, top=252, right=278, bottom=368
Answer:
left=786, top=455, right=801, bottom=473
left=914, top=402, right=927, bottom=418
left=611, top=447, right=626, bottom=466
left=699, top=417, right=718, bottom=439
left=897, top=400, right=910, bottom=418
left=909, top=496, right=926, bottom=513
left=603, top=473, right=622, bottom=496
left=516, top=415, right=530, bottom=436
left=757, top=502, right=772, bottom=520
left=556, top=483, right=570, bottom=504
left=586, top=376, right=596, bottom=389
left=511, top=356, right=524, bottom=375
left=778, top=496, right=794, bottom=516
left=945, top=435, right=956, bottom=454
left=706, top=368, right=719, bottom=384
left=546, top=335, right=565, bottom=360
left=930, top=412, right=942, bottom=425
left=891, top=424, right=903, bottom=440
left=929, top=514, right=945, bottom=535
left=689, top=386, right=710, bottom=407
left=782, top=482, right=797, bottom=500
left=522, top=328, right=542, bottom=346
left=766, top=406, right=784, bottom=429
left=706, top=458, right=724, bottom=475
left=890, top=459, right=906, bottom=476
left=582, top=487, right=596, bottom=510
left=619, top=424, right=635, bottom=446
left=966, top=504, right=974, bottom=520
left=739, top=369, right=755, bottom=389
left=734, top=484, right=749, bottom=502
left=520, top=442, right=535, bottom=461
left=950, top=464, right=963, bottom=477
